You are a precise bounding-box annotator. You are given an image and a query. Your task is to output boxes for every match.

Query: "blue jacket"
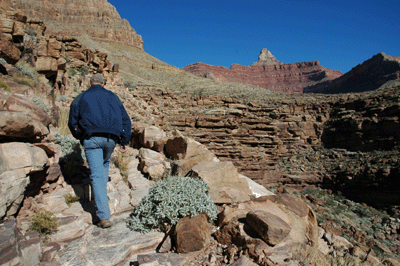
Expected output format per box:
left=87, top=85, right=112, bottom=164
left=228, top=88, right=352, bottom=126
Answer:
left=68, top=85, right=131, bottom=146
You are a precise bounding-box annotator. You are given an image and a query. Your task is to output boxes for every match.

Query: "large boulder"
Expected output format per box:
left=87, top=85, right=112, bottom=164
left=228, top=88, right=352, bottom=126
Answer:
left=165, top=130, right=217, bottom=176
left=0, top=111, right=49, bottom=140
left=174, top=214, right=210, bottom=253
left=190, top=161, right=252, bottom=204
left=246, top=210, right=291, bottom=246
left=214, top=193, right=320, bottom=264
left=0, top=37, right=21, bottom=64
left=138, top=148, right=171, bottom=180
left=0, top=93, right=51, bottom=141
left=139, top=125, right=168, bottom=152
left=0, top=142, right=49, bottom=218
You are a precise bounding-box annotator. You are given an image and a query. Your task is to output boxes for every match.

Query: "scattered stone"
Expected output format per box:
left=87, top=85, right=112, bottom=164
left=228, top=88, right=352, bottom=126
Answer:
left=174, top=214, right=210, bottom=253
left=246, top=210, right=291, bottom=246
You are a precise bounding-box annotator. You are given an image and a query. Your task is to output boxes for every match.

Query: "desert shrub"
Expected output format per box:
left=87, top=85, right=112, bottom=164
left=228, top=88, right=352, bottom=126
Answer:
left=65, top=193, right=80, bottom=206
left=25, top=27, right=37, bottom=37
left=15, top=61, right=37, bottom=80
left=32, top=96, right=51, bottom=113
left=29, top=209, right=59, bottom=235
left=124, top=81, right=135, bottom=88
left=53, top=133, right=84, bottom=159
left=77, top=66, right=89, bottom=77
left=127, top=175, right=218, bottom=233
left=13, top=75, right=35, bottom=87
left=53, top=133, right=86, bottom=182
left=67, top=68, right=77, bottom=76
left=350, top=203, right=388, bottom=219
left=57, top=95, right=68, bottom=102
left=0, top=79, right=10, bottom=92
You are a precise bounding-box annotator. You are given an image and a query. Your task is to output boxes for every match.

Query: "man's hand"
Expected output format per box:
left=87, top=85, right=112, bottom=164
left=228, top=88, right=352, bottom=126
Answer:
left=120, top=145, right=128, bottom=153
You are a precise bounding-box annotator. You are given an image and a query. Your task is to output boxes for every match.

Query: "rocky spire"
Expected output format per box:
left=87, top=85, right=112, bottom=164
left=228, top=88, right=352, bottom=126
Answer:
left=256, top=48, right=279, bottom=65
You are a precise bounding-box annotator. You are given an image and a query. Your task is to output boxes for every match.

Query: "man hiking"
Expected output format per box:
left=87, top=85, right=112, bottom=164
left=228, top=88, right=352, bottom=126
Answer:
left=68, top=74, right=131, bottom=228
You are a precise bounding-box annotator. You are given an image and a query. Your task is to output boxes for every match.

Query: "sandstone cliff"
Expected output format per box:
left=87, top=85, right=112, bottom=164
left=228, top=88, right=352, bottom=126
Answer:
left=2, top=0, right=143, bottom=50
left=304, top=52, right=400, bottom=94
left=182, top=48, right=343, bottom=93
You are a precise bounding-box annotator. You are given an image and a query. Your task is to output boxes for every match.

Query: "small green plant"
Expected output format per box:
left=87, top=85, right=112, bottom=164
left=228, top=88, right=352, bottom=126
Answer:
left=77, top=66, right=89, bottom=77
left=124, top=81, right=135, bottom=89
left=15, top=61, right=38, bottom=80
left=25, top=26, right=37, bottom=37
left=29, top=209, right=59, bottom=235
left=13, top=75, right=35, bottom=87
left=127, top=176, right=218, bottom=233
left=53, top=133, right=86, bottom=183
left=53, top=133, right=85, bottom=159
left=67, top=68, right=77, bottom=76
left=32, top=96, right=51, bottom=113
left=57, top=95, right=68, bottom=102
left=0, top=79, right=11, bottom=92
left=65, top=193, right=80, bottom=206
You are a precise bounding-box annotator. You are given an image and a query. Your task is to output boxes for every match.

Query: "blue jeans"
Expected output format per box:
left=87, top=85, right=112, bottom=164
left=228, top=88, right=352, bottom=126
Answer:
left=83, top=136, right=116, bottom=220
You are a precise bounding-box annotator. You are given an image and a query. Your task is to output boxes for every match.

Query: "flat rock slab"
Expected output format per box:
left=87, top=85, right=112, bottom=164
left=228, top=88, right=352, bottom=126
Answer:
left=54, top=213, right=164, bottom=266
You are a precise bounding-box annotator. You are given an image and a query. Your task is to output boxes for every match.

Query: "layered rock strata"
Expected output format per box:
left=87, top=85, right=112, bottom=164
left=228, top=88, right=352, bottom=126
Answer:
left=182, top=49, right=343, bottom=93
left=2, top=0, right=143, bottom=50
left=0, top=8, right=123, bottom=95
left=128, top=82, right=400, bottom=198
left=132, top=88, right=335, bottom=187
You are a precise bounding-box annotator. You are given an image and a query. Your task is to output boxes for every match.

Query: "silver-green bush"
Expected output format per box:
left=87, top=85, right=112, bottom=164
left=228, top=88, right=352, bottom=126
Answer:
left=53, top=133, right=84, bottom=157
left=32, top=96, right=51, bottom=113
left=127, top=175, right=218, bottom=233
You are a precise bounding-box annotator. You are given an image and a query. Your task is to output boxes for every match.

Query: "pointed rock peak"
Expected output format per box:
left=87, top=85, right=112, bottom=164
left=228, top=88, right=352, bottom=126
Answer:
left=259, top=48, right=276, bottom=61
left=253, top=48, right=279, bottom=66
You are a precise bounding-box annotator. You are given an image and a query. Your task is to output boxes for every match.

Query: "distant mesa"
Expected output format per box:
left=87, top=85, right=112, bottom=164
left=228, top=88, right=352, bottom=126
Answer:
left=182, top=48, right=343, bottom=93
left=183, top=49, right=400, bottom=94
left=304, top=52, right=400, bottom=94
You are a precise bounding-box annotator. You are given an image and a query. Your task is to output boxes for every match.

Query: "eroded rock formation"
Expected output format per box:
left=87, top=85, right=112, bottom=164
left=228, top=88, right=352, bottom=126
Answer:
left=2, top=0, right=143, bottom=50
left=0, top=7, right=124, bottom=95
left=182, top=48, right=343, bottom=93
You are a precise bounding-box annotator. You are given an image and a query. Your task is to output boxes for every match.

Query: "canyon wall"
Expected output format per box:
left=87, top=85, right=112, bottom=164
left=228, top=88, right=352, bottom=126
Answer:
left=0, top=7, right=123, bottom=95
left=304, top=52, right=400, bottom=94
left=130, top=83, right=400, bottom=206
left=182, top=49, right=343, bottom=93
left=2, top=0, right=143, bottom=50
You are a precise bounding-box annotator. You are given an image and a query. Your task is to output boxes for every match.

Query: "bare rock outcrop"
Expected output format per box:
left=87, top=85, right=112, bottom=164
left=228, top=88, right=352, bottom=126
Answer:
left=0, top=142, right=49, bottom=218
left=0, top=7, right=124, bottom=96
left=182, top=48, right=343, bottom=93
left=0, top=92, right=52, bottom=141
left=214, top=193, right=321, bottom=265
left=2, top=0, right=144, bottom=50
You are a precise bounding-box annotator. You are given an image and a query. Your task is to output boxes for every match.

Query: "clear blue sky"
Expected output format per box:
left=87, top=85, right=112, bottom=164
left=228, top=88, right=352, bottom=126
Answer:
left=108, top=0, right=399, bottom=73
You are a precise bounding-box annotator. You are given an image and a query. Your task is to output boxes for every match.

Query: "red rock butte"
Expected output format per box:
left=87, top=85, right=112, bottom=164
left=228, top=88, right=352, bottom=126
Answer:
left=182, top=48, right=343, bottom=93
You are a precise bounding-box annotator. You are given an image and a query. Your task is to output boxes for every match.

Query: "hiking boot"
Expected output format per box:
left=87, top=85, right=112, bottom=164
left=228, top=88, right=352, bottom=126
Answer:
left=98, top=219, right=111, bottom=228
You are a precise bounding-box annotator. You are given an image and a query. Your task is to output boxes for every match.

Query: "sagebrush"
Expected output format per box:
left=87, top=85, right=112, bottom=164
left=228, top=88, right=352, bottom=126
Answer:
left=29, top=209, right=59, bottom=235
left=127, top=175, right=218, bottom=233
